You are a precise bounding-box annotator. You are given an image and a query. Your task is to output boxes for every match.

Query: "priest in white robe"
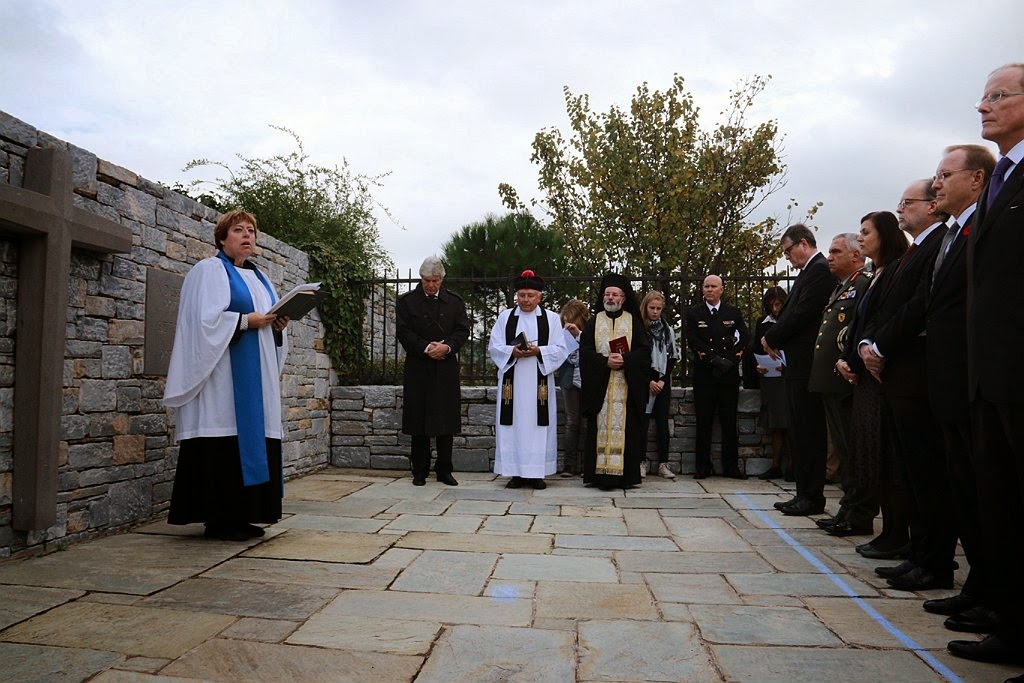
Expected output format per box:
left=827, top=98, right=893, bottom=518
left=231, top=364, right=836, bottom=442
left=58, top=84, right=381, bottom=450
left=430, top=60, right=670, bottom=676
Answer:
left=164, top=209, right=289, bottom=541
left=488, top=270, right=569, bottom=490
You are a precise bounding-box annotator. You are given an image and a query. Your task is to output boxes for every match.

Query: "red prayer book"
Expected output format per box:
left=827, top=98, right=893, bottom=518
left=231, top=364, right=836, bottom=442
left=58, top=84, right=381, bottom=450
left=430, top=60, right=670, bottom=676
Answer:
left=609, top=336, right=629, bottom=353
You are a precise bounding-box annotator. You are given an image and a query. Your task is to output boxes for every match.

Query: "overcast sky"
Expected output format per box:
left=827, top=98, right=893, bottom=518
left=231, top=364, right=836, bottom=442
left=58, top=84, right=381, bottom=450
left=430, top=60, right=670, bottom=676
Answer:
left=2, top=1, right=1020, bottom=274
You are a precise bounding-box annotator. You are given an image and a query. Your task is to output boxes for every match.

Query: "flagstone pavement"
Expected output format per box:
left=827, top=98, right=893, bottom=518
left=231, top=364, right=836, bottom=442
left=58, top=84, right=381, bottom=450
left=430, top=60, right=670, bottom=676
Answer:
left=0, top=468, right=1017, bottom=682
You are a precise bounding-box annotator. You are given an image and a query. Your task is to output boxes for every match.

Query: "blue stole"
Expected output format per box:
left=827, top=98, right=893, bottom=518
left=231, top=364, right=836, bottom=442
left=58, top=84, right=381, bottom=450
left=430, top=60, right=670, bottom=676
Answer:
left=216, top=251, right=277, bottom=486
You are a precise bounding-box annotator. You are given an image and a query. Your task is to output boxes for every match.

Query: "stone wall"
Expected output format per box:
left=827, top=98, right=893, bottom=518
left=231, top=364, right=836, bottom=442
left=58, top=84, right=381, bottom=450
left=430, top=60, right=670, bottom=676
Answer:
left=330, top=385, right=771, bottom=475
left=0, top=111, right=332, bottom=558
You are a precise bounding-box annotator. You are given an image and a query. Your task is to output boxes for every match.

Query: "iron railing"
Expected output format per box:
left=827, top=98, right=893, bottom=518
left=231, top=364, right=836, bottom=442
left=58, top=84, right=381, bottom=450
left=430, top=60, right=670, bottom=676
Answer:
left=353, top=270, right=798, bottom=385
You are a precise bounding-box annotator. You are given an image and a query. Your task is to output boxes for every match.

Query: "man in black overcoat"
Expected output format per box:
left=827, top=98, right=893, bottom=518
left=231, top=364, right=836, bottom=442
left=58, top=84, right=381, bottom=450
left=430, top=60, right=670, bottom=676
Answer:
left=685, top=275, right=749, bottom=478
left=947, top=63, right=1024, bottom=670
left=762, top=224, right=838, bottom=515
left=396, top=256, right=471, bottom=486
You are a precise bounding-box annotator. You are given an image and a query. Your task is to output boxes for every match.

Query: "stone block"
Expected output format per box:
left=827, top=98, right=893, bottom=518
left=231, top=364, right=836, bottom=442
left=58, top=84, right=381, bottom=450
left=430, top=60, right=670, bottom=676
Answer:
left=113, top=435, right=146, bottom=465
left=67, top=442, right=113, bottom=468
left=102, top=346, right=132, bottom=378
left=69, top=144, right=98, bottom=196
left=61, top=415, right=88, bottom=440
left=372, top=408, right=402, bottom=430
left=466, top=404, right=494, bottom=425
left=452, top=450, right=491, bottom=472
left=75, top=317, right=108, bottom=342
left=83, top=295, right=116, bottom=318
left=331, top=446, right=370, bottom=468
left=362, top=385, right=397, bottom=408
left=97, top=158, right=138, bottom=185
left=99, top=274, right=145, bottom=302
left=79, top=379, right=117, bottom=412
left=370, top=454, right=409, bottom=470
left=108, top=479, right=153, bottom=526
left=129, top=413, right=166, bottom=434
left=0, top=111, right=37, bottom=147
left=107, top=319, right=144, bottom=344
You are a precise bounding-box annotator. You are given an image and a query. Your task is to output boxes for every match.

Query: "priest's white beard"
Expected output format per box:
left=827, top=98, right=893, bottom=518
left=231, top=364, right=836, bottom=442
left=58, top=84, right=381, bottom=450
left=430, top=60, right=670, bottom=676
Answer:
left=604, top=301, right=622, bottom=313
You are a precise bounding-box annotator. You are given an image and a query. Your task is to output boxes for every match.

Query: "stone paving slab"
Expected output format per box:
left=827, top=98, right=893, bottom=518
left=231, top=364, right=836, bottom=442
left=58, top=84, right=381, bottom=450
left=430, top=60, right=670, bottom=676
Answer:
left=664, top=516, right=752, bottom=552
left=202, top=557, right=402, bottom=590
left=535, top=581, right=658, bottom=621
left=616, top=496, right=731, bottom=509
left=727, top=572, right=877, bottom=598
left=495, top=553, right=619, bottom=582
left=805, top=596, right=979, bottom=650
left=689, top=604, right=843, bottom=646
left=531, top=515, right=628, bottom=536
left=755, top=542, right=848, bottom=573
left=384, top=499, right=452, bottom=515
left=0, top=601, right=234, bottom=659
left=143, top=577, right=338, bottom=620
left=243, top=528, right=395, bottom=563
left=285, top=477, right=369, bottom=500
left=578, top=620, right=718, bottom=681
left=221, top=616, right=300, bottom=642
left=644, top=573, right=743, bottom=605
left=160, top=638, right=422, bottom=682
left=323, top=589, right=532, bottom=626
left=561, top=503, right=623, bottom=518
left=282, top=497, right=392, bottom=518
left=555, top=533, right=678, bottom=551
left=615, top=550, right=773, bottom=574
left=0, top=534, right=250, bottom=595
left=482, top=515, right=534, bottom=533
left=272, top=513, right=387, bottom=533
left=382, top=513, right=484, bottom=533
left=0, top=584, right=84, bottom=630
left=397, top=530, right=552, bottom=554
left=417, top=624, right=576, bottom=682
left=712, top=644, right=941, bottom=683
left=288, top=613, right=441, bottom=654
left=391, top=549, right=497, bottom=594
left=447, top=499, right=512, bottom=515
left=435, top=488, right=531, bottom=502
left=0, top=642, right=124, bottom=683
left=621, top=507, right=670, bottom=536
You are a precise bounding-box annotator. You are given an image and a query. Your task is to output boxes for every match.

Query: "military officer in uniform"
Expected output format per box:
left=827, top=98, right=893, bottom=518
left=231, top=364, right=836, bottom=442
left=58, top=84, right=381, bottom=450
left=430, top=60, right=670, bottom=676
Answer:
left=685, top=275, right=750, bottom=478
left=809, top=233, right=875, bottom=536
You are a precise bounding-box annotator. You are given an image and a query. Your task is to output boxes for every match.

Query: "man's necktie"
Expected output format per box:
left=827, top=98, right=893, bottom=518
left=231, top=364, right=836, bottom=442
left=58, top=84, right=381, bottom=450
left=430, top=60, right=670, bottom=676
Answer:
left=933, top=219, right=960, bottom=277
left=710, top=307, right=718, bottom=318
left=987, top=156, right=1013, bottom=210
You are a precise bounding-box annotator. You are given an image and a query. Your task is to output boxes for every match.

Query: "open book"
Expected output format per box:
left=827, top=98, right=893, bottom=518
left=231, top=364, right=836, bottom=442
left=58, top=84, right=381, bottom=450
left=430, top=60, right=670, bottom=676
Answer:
left=268, top=282, right=326, bottom=320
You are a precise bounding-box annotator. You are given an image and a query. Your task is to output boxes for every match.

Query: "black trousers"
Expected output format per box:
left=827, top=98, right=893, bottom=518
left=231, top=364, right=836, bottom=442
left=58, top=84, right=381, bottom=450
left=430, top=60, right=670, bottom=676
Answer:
left=939, top=416, right=988, bottom=600
left=970, top=396, right=1024, bottom=642
left=410, top=434, right=454, bottom=478
left=785, top=379, right=827, bottom=505
left=885, top=394, right=957, bottom=573
left=642, top=386, right=672, bottom=463
left=694, top=382, right=739, bottom=472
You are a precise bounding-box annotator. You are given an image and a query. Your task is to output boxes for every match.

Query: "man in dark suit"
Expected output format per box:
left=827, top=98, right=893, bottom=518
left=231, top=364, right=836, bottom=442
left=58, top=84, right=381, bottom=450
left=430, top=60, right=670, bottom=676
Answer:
left=808, top=234, right=873, bottom=536
left=763, top=224, right=838, bottom=515
left=396, top=256, right=471, bottom=486
left=685, top=275, right=750, bottom=479
left=860, top=182, right=947, bottom=584
left=948, top=63, right=1024, bottom=670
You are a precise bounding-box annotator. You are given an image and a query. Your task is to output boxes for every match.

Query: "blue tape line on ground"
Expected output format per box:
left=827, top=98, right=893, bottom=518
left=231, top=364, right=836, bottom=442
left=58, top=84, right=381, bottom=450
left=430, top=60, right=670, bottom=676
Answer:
left=736, top=493, right=962, bottom=683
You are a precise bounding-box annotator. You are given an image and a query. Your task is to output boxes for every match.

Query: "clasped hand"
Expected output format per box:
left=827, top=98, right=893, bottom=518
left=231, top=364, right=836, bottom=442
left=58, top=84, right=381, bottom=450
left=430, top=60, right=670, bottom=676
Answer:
left=512, top=344, right=539, bottom=359
left=247, top=313, right=289, bottom=331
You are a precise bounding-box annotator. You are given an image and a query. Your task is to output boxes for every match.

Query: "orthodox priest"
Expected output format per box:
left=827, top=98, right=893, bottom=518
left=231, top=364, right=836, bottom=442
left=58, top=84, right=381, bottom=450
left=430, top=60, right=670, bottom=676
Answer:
left=488, top=270, right=569, bottom=490
left=581, top=273, right=651, bottom=490
left=164, top=209, right=289, bottom=542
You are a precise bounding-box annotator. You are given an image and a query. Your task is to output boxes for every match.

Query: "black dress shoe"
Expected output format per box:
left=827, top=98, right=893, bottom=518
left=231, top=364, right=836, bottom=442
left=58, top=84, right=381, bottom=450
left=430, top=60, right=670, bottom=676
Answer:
left=437, top=473, right=459, bottom=486
left=774, top=496, right=801, bottom=510
left=857, top=542, right=911, bottom=560
left=781, top=499, right=826, bottom=516
left=948, top=634, right=1024, bottom=664
left=825, top=521, right=873, bottom=537
left=944, top=606, right=1001, bottom=633
left=203, top=524, right=250, bottom=542
left=924, top=593, right=977, bottom=616
left=816, top=516, right=841, bottom=529
left=412, top=476, right=426, bottom=486
left=758, top=466, right=783, bottom=480
left=241, top=523, right=266, bottom=538
left=875, top=560, right=917, bottom=579
left=723, top=467, right=747, bottom=480
left=1004, top=674, right=1024, bottom=683
left=529, top=478, right=547, bottom=490
left=886, top=566, right=953, bottom=591
left=505, top=476, right=524, bottom=489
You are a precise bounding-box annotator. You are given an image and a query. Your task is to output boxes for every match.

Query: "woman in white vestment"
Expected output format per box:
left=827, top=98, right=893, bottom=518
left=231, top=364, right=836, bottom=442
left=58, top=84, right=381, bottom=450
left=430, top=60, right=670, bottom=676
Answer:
left=163, top=209, right=289, bottom=541
left=488, top=270, right=568, bottom=490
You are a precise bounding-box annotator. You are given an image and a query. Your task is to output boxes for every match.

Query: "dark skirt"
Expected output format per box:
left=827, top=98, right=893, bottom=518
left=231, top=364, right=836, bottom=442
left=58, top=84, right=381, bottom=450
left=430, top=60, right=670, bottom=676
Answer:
left=168, top=436, right=283, bottom=526
left=847, top=374, right=886, bottom=488
left=759, top=376, right=789, bottom=429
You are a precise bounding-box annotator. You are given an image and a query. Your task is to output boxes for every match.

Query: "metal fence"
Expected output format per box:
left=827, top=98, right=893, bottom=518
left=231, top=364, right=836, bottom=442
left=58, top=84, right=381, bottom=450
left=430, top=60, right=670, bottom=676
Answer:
left=352, top=269, right=798, bottom=385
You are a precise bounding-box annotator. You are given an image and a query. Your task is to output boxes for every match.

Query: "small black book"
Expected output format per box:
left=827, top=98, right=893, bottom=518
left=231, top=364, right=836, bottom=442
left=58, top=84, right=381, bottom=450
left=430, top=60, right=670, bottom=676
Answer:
left=514, top=331, right=531, bottom=350
left=269, top=283, right=326, bottom=320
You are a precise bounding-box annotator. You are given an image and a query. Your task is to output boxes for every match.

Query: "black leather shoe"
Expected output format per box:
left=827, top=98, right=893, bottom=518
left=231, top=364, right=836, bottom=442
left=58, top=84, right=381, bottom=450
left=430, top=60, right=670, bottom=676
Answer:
left=412, top=476, right=426, bottom=486
left=924, top=593, right=977, bottom=616
left=781, top=499, right=826, bottom=516
left=948, top=634, right=1024, bottom=664
left=437, top=473, right=459, bottom=486
left=944, top=606, right=1001, bottom=633
left=825, top=521, right=873, bottom=536
left=529, top=478, right=547, bottom=490
left=723, top=466, right=747, bottom=480
left=816, top=516, right=841, bottom=529
left=203, top=524, right=250, bottom=542
left=241, top=523, right=266, bottom=538
left=875, top=560, right=917, bottom=579
left=505, top=476, right=524, bottom=489
left=774, top=496, right=801, bottom=510
left=857, top=543, right=911, bottom=559
left=1003, top=674, right=1024, bottom=683
left=758, top=466, right=783, bottom=480
left=887, top=566, right=953, bottom=591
